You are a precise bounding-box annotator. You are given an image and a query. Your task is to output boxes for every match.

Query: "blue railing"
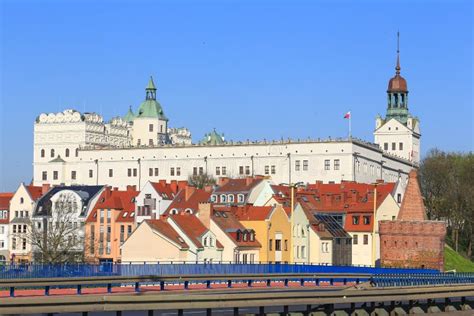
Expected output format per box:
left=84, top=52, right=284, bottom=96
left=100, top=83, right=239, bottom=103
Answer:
left=372, top=272, right=474, bottom=287
left=0, top=262, right=438, bottom=279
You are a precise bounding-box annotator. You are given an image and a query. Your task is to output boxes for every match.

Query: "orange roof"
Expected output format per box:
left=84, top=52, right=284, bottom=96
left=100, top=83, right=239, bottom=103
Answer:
left=231, top=205, right=275, bottom=221
left=86, top=188, right=138, bottom=222
left=150, top=182, right=178, bottom=200
left=165, top=188, right=211, bottom=214
left=146, top=219, right=189, bottom=249
left=0, top=193, right=14, bottom=210
left=170, top=213, right=223, bottom=249
left=211, top=209, right=261, bottom=248
left=25, top=185, right=44, bottom=201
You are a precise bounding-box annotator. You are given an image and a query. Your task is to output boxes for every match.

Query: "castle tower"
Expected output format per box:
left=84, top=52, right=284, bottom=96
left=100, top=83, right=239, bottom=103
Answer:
left=374, top=33, right=421, bottom=164
left=379, top=170, right=446, bottom=270
left=130, top=77, right=169, bottom=146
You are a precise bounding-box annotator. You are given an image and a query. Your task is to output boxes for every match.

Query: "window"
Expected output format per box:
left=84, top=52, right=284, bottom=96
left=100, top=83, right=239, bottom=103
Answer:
left=397, top=193, right=402, bottom=203
left=12, top=238, right=16, bottom=250
left=271, top=165, right=276, bottom=174
left=352, top=216, right=360, bottom=225
left=89, top=169, right=93, bottom=178
left=177, top=167, right=181, bottom=176
left=13, top=225, right=17, bottom=233
left=154, top=168, right=159, bottom=176
left=210, top=195, right=217, bottom=202
left=239, top=166, right=244, bottom=175
left=284, top=239, right=288, bottom=251
left=264, top=165, right=269, bottom=175
left=75, top=148, right=79, bottom=157
left=137, top=139, right=141, bottom=146
left=65, top=148, right=70, bottom=157
left=295, top=160, right=300, bottom=171
left=275, top=239, right=281, bottom=251
left=71, top=171, right=76, bottom=180
left=301, top=246, right=306, bottom=258
left=149, top=124, right=153, bottom=132
left=127, top=225, right=132, bottom=235
left=269, top=239, right=273, bottom=251
left=334, top=159, right=340, bottom=170
left=363, top=234, right=369, bottom=245
left=220, top=195, right=227, bottom=203
left=324, top=160, right=330, bottom=170
left=51, top=149, right=55, bottom=157
left=149, top=168, right=153, bottom=176
left=303, top=160, right=308, bottom=171
left=353, top=234, right=358, bottom=245
left=392, top=142, right=396, bottom=150
left=399, top=142, right=403, bottom=150
left=250, top=254, right=255, bottom=263
left=199, top=167, right=203, bottom=175
left=384, top=143, right=388, bottom=151
left=109, top=169, right=113, bottom=177
left=193, top=167, right=197, bottom=176
left=363, top=216, right=370, bottom=225
left=53, top=171, right=58, bottom=180
left=242, top=253, right=248, bottom=264
left=128, top=168, right=132, bottom=177
left=245, top=166, right=250, bottom=175
left=170, top=167, right=175, bottom=176
left=133, top=168, right=137, bottom=177
left=237, top=194, right=245, bottom=203
left=41, top=149, right=45, bottom=158
left=216, top=167, right=220, bottom=176
left=228, top=195, right=234, bottom=203
left=149, top=139, right=154, bottom=146
left=222, top=166, right=227, bottom=175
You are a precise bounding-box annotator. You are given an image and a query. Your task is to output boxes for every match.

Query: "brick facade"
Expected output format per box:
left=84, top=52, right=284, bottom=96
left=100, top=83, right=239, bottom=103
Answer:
left=379, top=170, right=446, bottom=271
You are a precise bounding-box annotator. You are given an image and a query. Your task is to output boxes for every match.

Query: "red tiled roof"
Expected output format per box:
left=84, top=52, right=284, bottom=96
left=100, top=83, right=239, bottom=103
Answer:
left=150, top=182, right=178, bottom=200
left=0, top=193, right=14, bottom=210
left=26, top=185, right=44, bottom=201
left=165, top=188, right=211, bottom=214
left=397, top=170, right=427, bottom=221
left=169, top=213, right=223, bottom=249
left=231, top=205, right=275, bottom=221
left=86, top=188, right=138, bottom=222
left=214, top=178, right=263, bottom=193
left=211, top=209, right=261, bottom=248
left=146, top=219, right=189, bottom=249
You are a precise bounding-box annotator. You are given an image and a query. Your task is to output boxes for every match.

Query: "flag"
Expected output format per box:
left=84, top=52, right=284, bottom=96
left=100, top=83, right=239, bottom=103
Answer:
left=344, top=111, right=351, bottom=119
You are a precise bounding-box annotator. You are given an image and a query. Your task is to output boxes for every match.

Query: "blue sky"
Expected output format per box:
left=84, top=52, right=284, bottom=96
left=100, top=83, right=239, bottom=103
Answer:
left=0, top=0, right=472, bottom=191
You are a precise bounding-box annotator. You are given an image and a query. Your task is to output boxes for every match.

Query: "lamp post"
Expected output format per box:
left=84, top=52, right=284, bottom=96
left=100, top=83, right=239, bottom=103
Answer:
left=372, top=182, right=378, bottom=267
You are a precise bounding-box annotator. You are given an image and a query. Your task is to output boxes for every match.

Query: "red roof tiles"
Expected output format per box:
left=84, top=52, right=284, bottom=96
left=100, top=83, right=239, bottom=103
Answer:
left=165, top=187, right=211, bottom=214
left=170, top=213, right=223, bottom=249
left=146, top=219, right=189, bottom=249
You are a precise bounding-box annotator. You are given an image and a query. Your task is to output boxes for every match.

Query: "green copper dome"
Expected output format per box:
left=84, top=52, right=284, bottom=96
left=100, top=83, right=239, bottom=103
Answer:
left=123, top=106, right=136, bottom=122
left=137, top=76, right=167, bottom=120
left=200, top=128, right=226, bottom=145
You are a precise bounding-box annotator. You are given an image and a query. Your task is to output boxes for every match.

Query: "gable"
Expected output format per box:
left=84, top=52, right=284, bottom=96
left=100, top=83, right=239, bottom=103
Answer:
left=375, top=118, right=412, bottom=134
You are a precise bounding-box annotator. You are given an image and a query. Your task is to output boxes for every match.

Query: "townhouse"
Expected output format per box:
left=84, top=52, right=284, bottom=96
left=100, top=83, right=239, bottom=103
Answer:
left=0, top=193, right=14, bottom=263
left=85, top=186, right=139, bottom=263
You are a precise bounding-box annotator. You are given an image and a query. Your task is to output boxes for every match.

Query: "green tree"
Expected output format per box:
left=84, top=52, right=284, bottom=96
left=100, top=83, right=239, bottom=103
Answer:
left=187, top=173, right=216, bottom=189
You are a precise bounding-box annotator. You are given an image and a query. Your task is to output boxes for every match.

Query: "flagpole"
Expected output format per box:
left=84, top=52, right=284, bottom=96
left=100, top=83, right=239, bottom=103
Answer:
left=349, top=111, right=352, bottom=139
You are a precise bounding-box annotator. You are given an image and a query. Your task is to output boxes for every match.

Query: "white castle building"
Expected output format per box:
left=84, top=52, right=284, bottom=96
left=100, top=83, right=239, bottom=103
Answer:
left=33, top=48, right=420, bottom=189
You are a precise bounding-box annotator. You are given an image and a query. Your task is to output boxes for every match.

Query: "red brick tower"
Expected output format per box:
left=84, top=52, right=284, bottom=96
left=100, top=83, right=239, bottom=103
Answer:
left=379, top=170, right=446, bottom=270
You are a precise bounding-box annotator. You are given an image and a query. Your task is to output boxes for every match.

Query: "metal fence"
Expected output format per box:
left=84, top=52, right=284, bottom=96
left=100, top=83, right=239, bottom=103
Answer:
left=0, top=262, right=438, bottom=279
left=372, top=272, right=474, bottom=287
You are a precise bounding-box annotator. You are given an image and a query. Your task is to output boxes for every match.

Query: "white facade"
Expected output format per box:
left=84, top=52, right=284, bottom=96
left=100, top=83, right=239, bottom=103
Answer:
left=135, top=181, right=173, bottom=223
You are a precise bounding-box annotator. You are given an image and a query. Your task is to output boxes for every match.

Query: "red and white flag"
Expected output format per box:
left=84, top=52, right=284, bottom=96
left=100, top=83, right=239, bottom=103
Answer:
left=343, top=111, right=351, bottom=119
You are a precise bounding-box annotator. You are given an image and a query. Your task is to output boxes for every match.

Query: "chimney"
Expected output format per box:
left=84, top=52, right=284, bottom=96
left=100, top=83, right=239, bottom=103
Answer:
left=218, top=177, right=230, bottom=186
left=350, top=189, right=359, bottom=203
left=41, top=183, right=51, bottom=195
left=104, top=186, right=112, bottom=197
left=177, top=181, right=188, bottom=191
left=113, top=187, right=119, bottom=191
left=185, top=186, right=196, bottom=201
left=159, top=180, right=167, bottom=186
left=170, top=180, right=178, bottom=194
left=203, top=185, right=213, bottom=193
left=126, top=185, right=136, bottom=192
left=376, top=179, right=385, bottom=184
left=197, top=202, right=212, bottom=229
left=245, top=177, right=253, bottom=186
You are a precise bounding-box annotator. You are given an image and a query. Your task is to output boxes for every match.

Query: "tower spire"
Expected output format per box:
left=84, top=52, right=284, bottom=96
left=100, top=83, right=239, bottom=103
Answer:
left=145, top=76, right=157, bottom=100
left=395, top=31, right=401, bottom=75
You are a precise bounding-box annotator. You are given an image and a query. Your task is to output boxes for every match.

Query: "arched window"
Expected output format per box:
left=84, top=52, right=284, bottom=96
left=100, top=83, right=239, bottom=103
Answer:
left=20, top=197, right=24, bottom=204
left=41, top=149, right=45, bottom=158
left=51, top=149, right=55, bottom=157
left=170, top=209, right=178, bottom=215
left=185, top=208, right=193, bottom=214
left=75, top=148, right=79, bottom=157
left=65, top=148, right=70, bottom=157
left=210, top=195, right=217, bottom=202
left=220, top=195, right=227, bottom=203
left=228, top=194, right=234, bottom=203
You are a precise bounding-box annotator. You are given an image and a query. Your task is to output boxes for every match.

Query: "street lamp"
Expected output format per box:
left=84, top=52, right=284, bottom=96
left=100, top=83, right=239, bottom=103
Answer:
left=371, top=182, right=378, bottom=267
left=280, top=181, right=304, bottom=263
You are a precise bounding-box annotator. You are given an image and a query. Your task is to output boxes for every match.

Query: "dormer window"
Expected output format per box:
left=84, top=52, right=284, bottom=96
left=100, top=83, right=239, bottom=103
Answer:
left=237, top=194, right=245, bottom=203
left=220, top=195, right=227, bottom=203
left=352, top=216, right=360, bottom=225
left=123, top=212, right=128, bottom=217
left=185, top=208, right=193, bottom=214
left=170, top=209, right=178, bottom=215
left=236, top=230, right=241, bottom=241
left=228, top=195, right=234, bottom=203
left=130, top=212, right=135, bottom=217
left=243, top=232, right=248, bottom=241
left=250, top=232, right=255, bottom=241
left=210, top=195, right=217, bottom=202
